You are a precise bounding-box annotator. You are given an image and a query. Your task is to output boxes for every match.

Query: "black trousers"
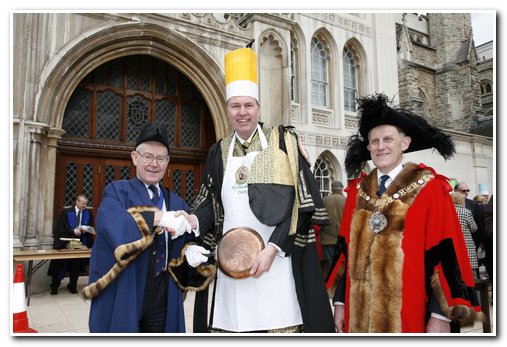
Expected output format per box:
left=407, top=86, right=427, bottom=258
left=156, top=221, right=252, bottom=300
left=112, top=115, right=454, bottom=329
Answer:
left=139, top=240, right=169, bottom=333
left=50, top=259, right=81, bottom=289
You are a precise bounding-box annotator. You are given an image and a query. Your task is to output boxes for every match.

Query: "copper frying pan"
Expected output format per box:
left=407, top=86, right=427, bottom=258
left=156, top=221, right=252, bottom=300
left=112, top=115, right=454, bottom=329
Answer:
left=216, top=227, right=265, bottom=279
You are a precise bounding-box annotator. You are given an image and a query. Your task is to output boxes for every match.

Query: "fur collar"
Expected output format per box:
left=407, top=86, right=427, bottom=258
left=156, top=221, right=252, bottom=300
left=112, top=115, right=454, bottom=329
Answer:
left=348, top=163, right=431, bottom=332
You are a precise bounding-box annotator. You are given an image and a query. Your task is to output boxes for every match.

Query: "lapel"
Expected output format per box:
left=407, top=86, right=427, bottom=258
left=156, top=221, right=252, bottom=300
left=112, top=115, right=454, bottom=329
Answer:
left=131, top=177, right=153, bottom=206
left=161, top=185, right=171, bottom=211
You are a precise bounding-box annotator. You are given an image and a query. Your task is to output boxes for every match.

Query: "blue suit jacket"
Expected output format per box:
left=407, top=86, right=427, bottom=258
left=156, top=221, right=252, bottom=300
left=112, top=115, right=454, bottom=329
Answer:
left=88, top=177, right=191, bottom=333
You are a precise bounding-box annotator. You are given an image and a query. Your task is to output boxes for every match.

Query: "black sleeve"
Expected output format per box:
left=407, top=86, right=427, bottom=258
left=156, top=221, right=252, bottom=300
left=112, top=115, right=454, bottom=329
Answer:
left=53, top=209, right=74, bottom=248
left=88, top=209, right=95, bottom=227
left=192, top=142, right=222, bottom=240
left=332, top=274, right=346, bottom=303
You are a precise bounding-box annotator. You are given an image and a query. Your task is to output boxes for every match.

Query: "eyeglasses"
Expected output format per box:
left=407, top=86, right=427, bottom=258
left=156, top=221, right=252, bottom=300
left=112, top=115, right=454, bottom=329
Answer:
left=459, top=189, right=470, bottom=193
left=136, top=152, right=169, bottom=165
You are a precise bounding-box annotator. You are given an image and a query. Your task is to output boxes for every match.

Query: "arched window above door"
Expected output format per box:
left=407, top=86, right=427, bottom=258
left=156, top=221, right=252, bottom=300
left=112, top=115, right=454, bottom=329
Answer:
left=62, top=55, right=208, bottom=151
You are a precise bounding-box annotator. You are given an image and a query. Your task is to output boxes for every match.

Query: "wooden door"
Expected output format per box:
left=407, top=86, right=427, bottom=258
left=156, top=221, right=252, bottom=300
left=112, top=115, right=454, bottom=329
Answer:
left=54, top=54, right=214, bottom=227
left=54, top=153, right=202, bottom=221
left=165, top=162, right=201, bottom=209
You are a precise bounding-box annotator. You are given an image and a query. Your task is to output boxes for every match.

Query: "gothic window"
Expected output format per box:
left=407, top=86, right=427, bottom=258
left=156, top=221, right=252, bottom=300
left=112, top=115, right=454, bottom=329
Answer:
left=82, top=164, right=95, bottom=206
left=481, top=81, right=492, bottom=95
left=290, top=38, right=299, bottom=103
left=63, top=160, right=95, bottom=207
left=127, top=96, right=151, bottom=143
left=311, top=37, right=329, bottom=107
left=96, top=91, right=122, bottom=141
left=64, top=162, right=78, bottom=206
left=62, top=55, right=204, bottom=150
left=314, top=157, right=332, bottom=196
left=62, top=88, right=91, bottom=138
left=343, top=46, right=358, bottom=112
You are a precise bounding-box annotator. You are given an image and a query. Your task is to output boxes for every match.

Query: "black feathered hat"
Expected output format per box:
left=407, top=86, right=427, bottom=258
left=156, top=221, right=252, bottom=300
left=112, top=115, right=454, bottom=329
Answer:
left=345, top=93, right=455, bottom=177
left=135, top=123, right=170, bottom=152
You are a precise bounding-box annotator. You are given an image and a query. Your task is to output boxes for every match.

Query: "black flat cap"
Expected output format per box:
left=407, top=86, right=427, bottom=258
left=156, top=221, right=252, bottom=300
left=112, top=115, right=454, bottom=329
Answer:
left=135, top=123, right=170, bottom=152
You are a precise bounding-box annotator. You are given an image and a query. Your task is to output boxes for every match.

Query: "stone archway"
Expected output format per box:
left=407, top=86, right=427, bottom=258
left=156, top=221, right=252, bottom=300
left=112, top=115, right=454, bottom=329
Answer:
left=22, top=22, right=228, bottom=249
left=38, top=22, right=227, bottom=135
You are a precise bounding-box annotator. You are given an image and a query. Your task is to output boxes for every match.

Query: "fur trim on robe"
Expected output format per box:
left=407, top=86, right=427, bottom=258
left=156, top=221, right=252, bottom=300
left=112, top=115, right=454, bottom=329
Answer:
left=337, top=163, right=483, bottom=332
left=168, top=243, right=216, bottom=294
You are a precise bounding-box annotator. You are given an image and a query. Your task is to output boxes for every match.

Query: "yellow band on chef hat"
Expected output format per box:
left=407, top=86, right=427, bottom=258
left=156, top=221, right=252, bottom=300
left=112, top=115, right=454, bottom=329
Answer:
left=225, top=48, right=258, bottom=101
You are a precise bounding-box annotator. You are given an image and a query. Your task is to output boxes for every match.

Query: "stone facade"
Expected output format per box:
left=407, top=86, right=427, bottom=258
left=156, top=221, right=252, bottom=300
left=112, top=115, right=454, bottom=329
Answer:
left=475, top=40, right=494, bottom=136
left=12, top=12, right=493, bottom=261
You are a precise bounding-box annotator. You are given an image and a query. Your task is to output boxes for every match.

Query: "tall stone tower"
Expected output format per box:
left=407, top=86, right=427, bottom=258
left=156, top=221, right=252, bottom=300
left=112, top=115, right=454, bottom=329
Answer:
left=397, top=13, right=482, bottom=132
left=428, top=13, right=482, bottom=131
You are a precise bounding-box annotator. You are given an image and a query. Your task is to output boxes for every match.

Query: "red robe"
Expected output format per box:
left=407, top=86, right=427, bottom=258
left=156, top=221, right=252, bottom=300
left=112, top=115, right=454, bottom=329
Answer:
left=327, top=163, right=482, bottom=332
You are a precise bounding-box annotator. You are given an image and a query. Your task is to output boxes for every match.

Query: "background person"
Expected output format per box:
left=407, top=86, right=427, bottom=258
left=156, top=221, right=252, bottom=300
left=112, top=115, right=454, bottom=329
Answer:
left=450, top=192, right=479, bottom=278
left=320, top=181, right=346, bottom=276
left=454, top=181, right=486, bottom=248
left=47, top=194, right=94, bottom=295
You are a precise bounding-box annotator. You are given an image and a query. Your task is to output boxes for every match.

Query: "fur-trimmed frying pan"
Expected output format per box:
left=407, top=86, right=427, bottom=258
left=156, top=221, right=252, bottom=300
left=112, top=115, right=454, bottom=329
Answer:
left=216, top=227, right=265, bottom=279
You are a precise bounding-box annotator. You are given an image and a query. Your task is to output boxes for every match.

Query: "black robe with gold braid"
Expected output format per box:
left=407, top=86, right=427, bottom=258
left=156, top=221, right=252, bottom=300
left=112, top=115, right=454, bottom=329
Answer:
left=191, top=124, right=334, bottom=333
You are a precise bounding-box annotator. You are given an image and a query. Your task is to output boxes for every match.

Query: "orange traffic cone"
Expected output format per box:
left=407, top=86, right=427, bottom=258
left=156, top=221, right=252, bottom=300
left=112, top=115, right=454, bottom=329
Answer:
left=12, top=264, right=37, bottom=333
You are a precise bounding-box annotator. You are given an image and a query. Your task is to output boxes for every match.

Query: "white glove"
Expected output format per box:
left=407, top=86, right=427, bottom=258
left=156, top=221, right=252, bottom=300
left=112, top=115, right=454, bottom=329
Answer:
left=184, top=245, right=210, bottom=267
left=159, top=211, right=192, bottom=239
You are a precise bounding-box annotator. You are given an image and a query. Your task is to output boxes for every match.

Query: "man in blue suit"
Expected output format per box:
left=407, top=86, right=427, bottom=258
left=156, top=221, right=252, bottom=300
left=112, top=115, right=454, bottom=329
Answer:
left=88, top=123, right=210, bottom=333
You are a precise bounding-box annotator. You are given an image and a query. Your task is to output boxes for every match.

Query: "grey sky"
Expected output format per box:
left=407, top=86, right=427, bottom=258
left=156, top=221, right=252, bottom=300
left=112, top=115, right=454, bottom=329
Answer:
left=472, top=12, right=495, bottom=45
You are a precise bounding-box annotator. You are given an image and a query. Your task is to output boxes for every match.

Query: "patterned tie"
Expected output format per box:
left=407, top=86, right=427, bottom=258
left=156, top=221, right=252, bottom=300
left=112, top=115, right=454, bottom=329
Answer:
left=237, top=129, right=258, bottom=154
left=76, top=210, right=81, bottom=226
left=377, top=175, right=390, bottom=196
left=148, top=185, right=166, bottom=276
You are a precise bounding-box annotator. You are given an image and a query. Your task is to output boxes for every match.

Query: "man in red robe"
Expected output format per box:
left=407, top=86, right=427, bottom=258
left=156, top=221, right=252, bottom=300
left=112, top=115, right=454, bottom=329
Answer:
left=326, top=93, right=483, bottom=333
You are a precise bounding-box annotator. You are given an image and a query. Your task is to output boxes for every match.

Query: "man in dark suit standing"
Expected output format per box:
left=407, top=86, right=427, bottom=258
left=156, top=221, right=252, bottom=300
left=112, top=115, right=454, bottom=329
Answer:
left=47, top=194, right=94, bottom=295
left=454, top=182, right=486, bottom=248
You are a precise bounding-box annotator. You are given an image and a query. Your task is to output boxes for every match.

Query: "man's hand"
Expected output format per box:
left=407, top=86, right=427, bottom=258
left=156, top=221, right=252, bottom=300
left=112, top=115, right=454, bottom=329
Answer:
left=250, top=244, right=277, bottom=277
left=426, top=316, right=451, bottom=333
left=185, top=245, right=210, bottom=267
left=157, top=211, right=192, bottom=239
left=174, top=210, right=198, bottom=230
left=73, top=227, right=82, bottom=237
left=334, top=304, right=345, bottom=333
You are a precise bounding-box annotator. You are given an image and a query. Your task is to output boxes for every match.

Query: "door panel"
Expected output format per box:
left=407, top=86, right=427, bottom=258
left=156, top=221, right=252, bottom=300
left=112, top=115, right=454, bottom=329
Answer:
left=166, top=162, right=201, bottom=209
left=54, top=154, right=201, bottom=222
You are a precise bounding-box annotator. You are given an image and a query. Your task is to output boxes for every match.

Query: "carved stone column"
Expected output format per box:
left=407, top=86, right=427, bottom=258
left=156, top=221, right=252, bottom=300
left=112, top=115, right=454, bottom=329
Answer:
left=12, top=119, right=26, bottom=250
left=23, top=123, right=48, bottom=250
left=40, top=128, right=64, bottom=248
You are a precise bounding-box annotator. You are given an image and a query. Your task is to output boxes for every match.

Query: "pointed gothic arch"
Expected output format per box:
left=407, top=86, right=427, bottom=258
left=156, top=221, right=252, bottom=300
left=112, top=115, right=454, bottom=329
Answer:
left=313, top=150, right=344, bottom=196
left=29, top=22, right=228, bottom=247
left=259, top=29, right=290, bottom=125
left=37, top=22, right=227, bottom=136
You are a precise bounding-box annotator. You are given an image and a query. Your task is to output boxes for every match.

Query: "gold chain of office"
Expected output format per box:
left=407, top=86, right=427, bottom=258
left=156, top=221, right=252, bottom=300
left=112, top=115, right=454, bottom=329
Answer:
left=358, top=174, right=434, bottom=211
